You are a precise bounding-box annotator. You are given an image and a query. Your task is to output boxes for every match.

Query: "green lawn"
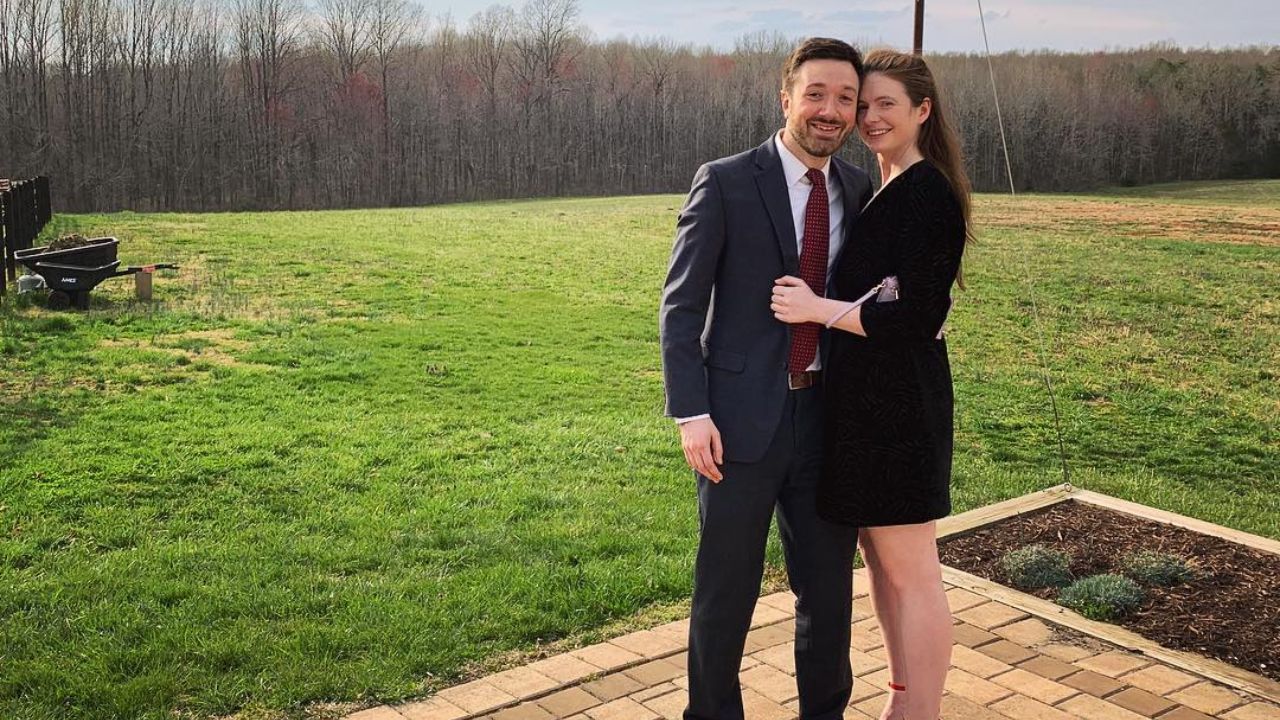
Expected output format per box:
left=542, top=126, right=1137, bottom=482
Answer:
left=1, top=182, right=1277, bottom=720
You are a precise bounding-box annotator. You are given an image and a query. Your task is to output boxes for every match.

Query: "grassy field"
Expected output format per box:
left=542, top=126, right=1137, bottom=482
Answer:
left=1, top=180, right=1277, bottom=720
left=1098, top=178, right=1280, bottom=207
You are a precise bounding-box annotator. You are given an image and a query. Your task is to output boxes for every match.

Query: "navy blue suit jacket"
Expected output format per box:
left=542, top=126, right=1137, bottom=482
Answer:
left=659, top=136, right=873, bottom=463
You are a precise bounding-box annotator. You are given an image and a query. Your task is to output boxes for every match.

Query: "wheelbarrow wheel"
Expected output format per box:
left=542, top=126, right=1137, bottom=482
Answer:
left=47, top=290, right=71, bottom=310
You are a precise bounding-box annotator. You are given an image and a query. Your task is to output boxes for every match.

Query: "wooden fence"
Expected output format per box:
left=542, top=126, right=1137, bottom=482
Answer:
left=1, top=176, right=53, bottom=295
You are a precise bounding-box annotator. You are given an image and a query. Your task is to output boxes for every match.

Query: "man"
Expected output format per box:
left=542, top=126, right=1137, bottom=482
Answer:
left=659, top=38, right=873, bottom=720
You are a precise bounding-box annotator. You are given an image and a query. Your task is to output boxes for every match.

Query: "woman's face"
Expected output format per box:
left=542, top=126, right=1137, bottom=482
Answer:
left=857, top=72, right=930, bottom=157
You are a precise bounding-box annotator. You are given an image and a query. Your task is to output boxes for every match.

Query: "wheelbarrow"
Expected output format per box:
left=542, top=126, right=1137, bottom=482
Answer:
left=14, top=237, right=179, bottom=310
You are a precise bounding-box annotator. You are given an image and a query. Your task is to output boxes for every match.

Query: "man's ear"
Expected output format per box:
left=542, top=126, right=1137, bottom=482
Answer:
left=780, top=88, right=791, bottom=117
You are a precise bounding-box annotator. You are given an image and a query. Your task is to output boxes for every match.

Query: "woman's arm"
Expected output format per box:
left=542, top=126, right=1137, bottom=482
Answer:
left=772, top=171, right=965, bottom=337
left=858, top=176, right=965, bottom=340
left=770, top=279, right=867, bottom=335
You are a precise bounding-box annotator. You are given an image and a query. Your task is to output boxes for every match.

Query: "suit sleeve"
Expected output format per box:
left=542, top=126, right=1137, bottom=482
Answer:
left=659, top=163, right=725, bottom=419
left=860, top=176, right=965, bottom=341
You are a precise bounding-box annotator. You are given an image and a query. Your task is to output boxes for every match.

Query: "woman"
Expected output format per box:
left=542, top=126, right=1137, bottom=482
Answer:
left=771, top=49, right=972, bottom=720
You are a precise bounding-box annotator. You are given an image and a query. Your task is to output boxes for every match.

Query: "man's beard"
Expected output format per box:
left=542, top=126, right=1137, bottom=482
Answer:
left=789, top=120, right=848, bottom=158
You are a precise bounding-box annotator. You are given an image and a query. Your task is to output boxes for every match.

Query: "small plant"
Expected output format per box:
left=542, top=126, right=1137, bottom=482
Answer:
left=1058, top=574, right=1145, bottom=621
left=999, top=544, right=1073, bottom=589
left=1120, top=551, right=1194, bottom=586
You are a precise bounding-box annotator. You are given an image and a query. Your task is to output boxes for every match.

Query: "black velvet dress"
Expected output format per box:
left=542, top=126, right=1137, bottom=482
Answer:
left=819, top=160, right=966, bottom=527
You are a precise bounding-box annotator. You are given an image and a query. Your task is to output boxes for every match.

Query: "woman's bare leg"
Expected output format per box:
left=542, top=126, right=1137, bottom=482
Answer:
left=860, top=522, right=952, bottom=720
left=859, top=530, right=908, bottom=720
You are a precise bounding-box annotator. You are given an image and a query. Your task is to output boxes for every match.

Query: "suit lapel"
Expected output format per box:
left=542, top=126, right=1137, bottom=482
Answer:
left=833, top=160, right=863, bottom=227
left=830, top=160, right=865, bottom=272
left=753, top=136, right=800, bottom=276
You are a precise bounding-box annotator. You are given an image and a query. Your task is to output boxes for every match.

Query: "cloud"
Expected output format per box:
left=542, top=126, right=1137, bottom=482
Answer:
left=440, top=0, right=1280, bottom=52
left=818, top=8, right=915, bottom=25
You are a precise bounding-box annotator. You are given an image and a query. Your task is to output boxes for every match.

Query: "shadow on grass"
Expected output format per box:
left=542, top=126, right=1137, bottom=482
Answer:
left=0, top=296, right=96, bottom=467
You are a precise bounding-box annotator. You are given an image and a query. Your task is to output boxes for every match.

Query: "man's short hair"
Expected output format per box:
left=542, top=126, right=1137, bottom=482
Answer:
left=781, top=37, right=863, bottom=90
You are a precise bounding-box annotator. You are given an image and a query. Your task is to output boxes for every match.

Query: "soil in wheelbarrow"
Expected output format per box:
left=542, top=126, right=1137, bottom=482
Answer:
left=937, top=500, right=1280, bottom=681
left=47, top=233, right=91, bottom=251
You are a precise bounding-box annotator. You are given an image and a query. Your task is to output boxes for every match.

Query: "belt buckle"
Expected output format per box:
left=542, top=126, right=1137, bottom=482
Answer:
left=788, top=371, right=812, bottom=390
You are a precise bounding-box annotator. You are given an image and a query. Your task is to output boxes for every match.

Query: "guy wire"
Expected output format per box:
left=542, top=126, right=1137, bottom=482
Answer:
left=976, top=0, right=1072, bottom=487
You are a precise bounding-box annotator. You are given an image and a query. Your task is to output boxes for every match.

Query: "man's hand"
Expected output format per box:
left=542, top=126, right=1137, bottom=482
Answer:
left=679, top=417, right=724, bottom=482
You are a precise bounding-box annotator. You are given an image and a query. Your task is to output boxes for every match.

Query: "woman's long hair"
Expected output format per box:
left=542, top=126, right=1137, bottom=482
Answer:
left=863, top=49, right=974, bottom=246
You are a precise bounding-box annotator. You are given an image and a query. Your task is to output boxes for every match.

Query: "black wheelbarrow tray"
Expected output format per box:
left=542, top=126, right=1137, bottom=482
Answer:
left=14, top=236, right=178, bottom=309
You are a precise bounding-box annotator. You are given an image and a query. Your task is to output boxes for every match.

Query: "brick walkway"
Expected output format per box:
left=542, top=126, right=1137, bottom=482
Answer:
left=346, top=568, right=1280, bottom=720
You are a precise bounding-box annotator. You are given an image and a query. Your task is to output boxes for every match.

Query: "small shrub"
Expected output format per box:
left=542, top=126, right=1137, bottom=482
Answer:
left=1120, top=551, right=1193, bottom=586
left=999, top=544, right=1073, bottom=589
left=1058, top=574, right=1145, bottom=621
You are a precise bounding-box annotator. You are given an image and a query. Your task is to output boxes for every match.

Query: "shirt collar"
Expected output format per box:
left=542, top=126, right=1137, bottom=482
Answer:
left=775, top=130, right=831, bottom=188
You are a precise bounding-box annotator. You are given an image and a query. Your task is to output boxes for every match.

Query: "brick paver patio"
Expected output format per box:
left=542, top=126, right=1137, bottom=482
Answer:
left=345, top=568, right=1280, bottom=720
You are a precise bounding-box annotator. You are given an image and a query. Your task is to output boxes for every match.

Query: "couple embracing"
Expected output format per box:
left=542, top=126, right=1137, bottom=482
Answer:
left=658, top=37, right=972, bottom=720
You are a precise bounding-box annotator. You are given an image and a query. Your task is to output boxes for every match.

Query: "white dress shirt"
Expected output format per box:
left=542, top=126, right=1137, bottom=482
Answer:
left=676, top=131, right=845, bottom=424
left=775, top=130, right=845, bottom=300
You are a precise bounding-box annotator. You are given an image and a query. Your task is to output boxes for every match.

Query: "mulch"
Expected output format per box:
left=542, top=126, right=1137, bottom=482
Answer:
left=47, top=233, right=91, bottom=251
left=937, top=500, right=1280, bottom=681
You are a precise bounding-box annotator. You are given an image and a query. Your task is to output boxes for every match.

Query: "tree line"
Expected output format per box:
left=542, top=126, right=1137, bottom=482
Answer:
left=1, top=0, right=1277, bottom=212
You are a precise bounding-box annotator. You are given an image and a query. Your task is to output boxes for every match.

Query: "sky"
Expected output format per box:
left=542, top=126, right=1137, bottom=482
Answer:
left=434, top=0, right=1279, bottom=53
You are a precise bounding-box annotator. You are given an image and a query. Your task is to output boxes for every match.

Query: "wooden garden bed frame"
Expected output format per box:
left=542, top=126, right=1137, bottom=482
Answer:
left=935, top=483, right=1280, bottom=703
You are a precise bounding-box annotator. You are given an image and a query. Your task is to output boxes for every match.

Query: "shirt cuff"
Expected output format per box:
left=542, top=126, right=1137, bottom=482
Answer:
left=675, top=414, right=711, bottom=424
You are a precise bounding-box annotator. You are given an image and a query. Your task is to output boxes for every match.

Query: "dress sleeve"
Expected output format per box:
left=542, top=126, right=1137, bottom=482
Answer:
left=859, top=170, right=966, bottom=341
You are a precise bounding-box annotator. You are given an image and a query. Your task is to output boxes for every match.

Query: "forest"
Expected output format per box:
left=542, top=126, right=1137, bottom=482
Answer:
left=2, top=0, right=1277, bottom=212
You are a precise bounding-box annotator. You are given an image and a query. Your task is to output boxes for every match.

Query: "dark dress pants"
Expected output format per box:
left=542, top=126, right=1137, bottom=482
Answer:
left=684, top=386, right=857, bottom=720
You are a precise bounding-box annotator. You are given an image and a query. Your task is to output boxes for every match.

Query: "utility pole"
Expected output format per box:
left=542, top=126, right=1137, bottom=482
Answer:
left=914, top=0, right=925, bottom=54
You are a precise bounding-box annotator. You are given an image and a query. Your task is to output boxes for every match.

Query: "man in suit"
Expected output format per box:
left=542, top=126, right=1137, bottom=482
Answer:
left=659, top=38, right=873, bottom=720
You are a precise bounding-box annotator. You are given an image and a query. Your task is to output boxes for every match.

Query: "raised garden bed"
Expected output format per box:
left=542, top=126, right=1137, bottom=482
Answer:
left=935, top=486, right=1280, bottom=701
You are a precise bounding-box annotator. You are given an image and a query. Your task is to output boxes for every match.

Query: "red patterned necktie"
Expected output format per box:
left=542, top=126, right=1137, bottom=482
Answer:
left=788, top=168, right=830, bottom=373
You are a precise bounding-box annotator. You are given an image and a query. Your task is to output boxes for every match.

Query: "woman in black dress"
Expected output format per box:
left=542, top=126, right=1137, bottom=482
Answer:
left=771, top=49, right=972, bottom=720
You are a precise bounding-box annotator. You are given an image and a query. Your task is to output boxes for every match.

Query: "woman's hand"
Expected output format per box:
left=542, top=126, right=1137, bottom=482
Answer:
left=772, top=276, right=824, bottom=325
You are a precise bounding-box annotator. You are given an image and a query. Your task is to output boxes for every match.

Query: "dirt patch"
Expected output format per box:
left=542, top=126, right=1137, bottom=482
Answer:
left=939, top=500, right=1280, bottom=681
left=0, top=372, right=116, bottom=401
left=975, top=197, right=1280, bottom=247
left=100, top=328, right=254, bottom=367
left=0, top=376, right=38, bottom=404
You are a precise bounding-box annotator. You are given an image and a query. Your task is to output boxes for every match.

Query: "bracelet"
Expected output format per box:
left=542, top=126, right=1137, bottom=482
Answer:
left=824, top=282, right=885, bottom=329
left=824, top=302, right=857, bottom=328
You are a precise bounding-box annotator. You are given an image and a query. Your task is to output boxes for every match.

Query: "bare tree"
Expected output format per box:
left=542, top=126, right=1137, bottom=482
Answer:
left=233, top=0, right=304, bottom=204
left=367, top=0, right=421, bottom=201
left=0, top=0, right=17, bottom=170
left=315, top=0, right=372, bottom=82
left=11, top=0, right=57, bottom=169
left=2, top=4, right=1277, bottom=213
left=509, top=0, right=583, bottom=193
left=460, top=5, right=513, bottom=194
left=464, top=4, right=512, bottom=116
left=634, top=38, right=678, bottom=188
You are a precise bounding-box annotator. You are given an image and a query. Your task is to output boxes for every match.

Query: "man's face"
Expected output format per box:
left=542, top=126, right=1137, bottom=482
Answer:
left=780, top=58, right=861, bottom=160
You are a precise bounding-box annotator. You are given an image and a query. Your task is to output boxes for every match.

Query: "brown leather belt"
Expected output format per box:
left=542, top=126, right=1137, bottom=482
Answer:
left=788, top=370, right=820, bottom=390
